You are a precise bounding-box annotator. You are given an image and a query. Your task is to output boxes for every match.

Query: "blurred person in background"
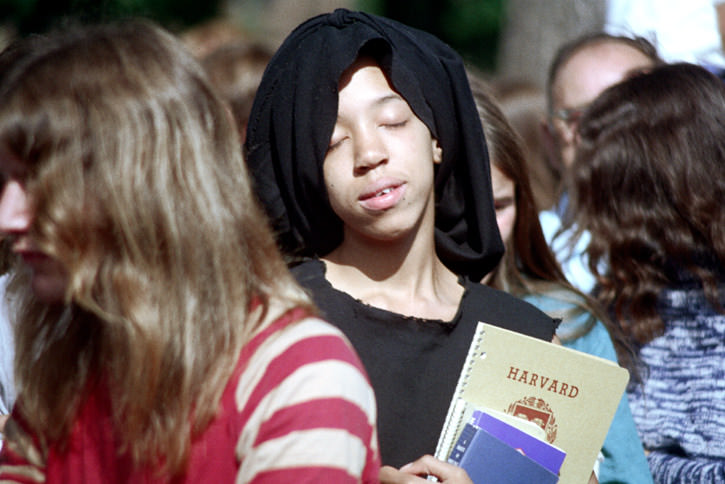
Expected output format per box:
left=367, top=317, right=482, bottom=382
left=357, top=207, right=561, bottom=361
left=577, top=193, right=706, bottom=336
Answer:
left=469, top=72, right=653, bottom=484
left=539, top=33, right=661, bottom=294
left=201, top=40, right=273, bottom=143
left=568, top=63, right=725, bottom=483
left=487, top=78, right=559, bottom=212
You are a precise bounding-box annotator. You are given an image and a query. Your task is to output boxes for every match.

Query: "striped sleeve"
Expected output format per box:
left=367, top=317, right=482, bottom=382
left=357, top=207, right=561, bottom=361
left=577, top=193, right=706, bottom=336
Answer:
left=0, top=410, right=46, bottom=483
left=234, top=316, right=380, bottom=484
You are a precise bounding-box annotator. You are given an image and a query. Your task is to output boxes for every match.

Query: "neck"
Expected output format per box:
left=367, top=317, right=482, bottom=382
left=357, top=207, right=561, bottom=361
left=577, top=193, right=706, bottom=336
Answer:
left=322, top=223, right=464, bottom=321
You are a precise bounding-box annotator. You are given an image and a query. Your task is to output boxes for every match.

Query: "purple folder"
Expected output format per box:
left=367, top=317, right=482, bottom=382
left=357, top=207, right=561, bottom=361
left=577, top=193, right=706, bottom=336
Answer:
left=471, top=410, right=566, bottom=474
left=448, top=423, right=560, bottom=484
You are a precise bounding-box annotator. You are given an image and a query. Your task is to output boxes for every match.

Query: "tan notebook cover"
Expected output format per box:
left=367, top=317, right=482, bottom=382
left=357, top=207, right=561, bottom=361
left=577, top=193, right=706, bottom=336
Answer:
left=435, top=322, right=629, bottom=484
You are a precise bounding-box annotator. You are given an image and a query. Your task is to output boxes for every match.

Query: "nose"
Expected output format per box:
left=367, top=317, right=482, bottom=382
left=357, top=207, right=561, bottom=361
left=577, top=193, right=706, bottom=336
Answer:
left=0, top=179, right=32, bottom=235
left=353, top=127, right=387, bottom=175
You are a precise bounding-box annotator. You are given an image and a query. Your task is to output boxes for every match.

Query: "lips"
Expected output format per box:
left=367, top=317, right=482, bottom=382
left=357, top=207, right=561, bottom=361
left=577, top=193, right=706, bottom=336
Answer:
left=17, top=250, right=52, bottom=267
left=358, top=178, right=406, bottom=211
left=13, top=239, right=52, bottom=267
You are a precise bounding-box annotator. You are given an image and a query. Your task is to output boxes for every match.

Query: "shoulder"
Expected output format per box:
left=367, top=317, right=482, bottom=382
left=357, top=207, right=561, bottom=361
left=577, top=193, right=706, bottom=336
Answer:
left=522, top=290, right=611, bottom=351
left=563, top=320, right=618, bottom=362
left=290, top=258, right=325, bottom=286
left=241, top=312, right=369, bottom=385
left=462, top=280, right=557, bottom=341
left=234, top=314, right=380, bottom=482
left=659, top=284, right=725, bottom=315
left=240, top=314, right=377, bottom=428
left=655, top=286, right=725, bottom=346
left=289, top=259, right=359, bottom=331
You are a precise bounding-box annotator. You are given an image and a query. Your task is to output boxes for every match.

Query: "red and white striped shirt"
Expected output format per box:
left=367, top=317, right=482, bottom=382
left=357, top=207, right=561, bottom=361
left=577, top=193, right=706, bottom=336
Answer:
left=0, top=307, right=380, bottom=483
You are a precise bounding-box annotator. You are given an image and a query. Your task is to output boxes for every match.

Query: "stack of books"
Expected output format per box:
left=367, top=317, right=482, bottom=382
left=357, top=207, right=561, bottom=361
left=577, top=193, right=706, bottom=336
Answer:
left=447, top=409, right=564, bottom=483
left=436, top=323, right=629, bottom=484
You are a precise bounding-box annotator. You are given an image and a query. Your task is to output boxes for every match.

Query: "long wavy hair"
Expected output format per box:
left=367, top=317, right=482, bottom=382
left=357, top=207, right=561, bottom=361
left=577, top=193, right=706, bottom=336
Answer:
left=567, top=63, right=725, bottom=345
left=467, top=73, right=632, bottom=367
left=0, top=20, right=312, bottom=474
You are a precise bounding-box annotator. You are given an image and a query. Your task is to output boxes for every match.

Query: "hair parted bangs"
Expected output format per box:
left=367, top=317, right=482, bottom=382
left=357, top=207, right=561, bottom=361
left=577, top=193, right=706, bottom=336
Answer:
left=0, top=20, right=312, bottom=475
left=569, top=63, right=725, bottom=344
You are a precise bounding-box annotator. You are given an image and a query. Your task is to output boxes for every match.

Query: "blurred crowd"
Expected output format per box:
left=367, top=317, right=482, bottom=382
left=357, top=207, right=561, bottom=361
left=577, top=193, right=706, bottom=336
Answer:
left=0, top=3, right=724, bottom=483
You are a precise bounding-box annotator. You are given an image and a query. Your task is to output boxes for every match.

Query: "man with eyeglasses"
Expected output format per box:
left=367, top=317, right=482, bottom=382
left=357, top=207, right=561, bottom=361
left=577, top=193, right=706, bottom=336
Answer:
left=539, top=33, right=662, bottom=294
left=545, top=33, right=661, bottom=186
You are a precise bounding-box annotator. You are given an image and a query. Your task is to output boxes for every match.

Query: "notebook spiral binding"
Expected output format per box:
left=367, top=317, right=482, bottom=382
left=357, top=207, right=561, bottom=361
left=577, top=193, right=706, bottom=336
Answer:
left=434, top=324, right=487, bottom=461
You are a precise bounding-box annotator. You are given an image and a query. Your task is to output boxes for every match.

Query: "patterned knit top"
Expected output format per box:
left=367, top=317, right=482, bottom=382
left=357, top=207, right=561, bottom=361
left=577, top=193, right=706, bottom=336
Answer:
left=627, top=277, right=725, bottom=483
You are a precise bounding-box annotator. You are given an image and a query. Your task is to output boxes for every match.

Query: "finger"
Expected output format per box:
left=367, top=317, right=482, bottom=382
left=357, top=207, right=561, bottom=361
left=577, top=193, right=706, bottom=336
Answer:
left=400, top=455, right=473, bottom=483
left=380, top=465, right=426, bottom=483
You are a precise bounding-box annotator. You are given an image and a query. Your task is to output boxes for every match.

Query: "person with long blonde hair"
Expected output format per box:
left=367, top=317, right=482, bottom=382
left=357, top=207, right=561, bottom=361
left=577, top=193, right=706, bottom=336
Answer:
left=0, top=20, right=379, bottom=483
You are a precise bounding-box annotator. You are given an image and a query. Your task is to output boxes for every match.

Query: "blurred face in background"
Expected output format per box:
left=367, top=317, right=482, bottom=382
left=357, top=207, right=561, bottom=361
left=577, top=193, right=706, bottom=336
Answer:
left=490, top=163, right=516, bottom=245
left=549, top=41, right=656, bottom=168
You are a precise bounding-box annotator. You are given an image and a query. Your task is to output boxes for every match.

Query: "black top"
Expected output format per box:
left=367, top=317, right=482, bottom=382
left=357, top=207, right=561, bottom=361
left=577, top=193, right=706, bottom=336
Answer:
left=292, top=259, right=557, bottom=468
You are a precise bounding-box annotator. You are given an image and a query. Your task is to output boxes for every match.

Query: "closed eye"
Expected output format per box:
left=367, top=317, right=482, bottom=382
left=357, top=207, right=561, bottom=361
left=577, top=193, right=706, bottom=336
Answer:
left=494, top=197, right=514, bottom=211
left=327, top=136, right=348, bottom=154
left=382, top=119, right=408, bottom=129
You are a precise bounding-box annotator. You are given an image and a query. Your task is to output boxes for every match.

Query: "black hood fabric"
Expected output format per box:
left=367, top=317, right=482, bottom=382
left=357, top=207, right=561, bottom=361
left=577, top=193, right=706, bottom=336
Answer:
left=244, top=8, right=502, bottom=280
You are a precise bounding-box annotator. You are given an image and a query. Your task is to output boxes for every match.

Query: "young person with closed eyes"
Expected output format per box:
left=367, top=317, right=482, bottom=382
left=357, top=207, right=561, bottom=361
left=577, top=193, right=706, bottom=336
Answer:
left=244, top=9, right=558, bottom=483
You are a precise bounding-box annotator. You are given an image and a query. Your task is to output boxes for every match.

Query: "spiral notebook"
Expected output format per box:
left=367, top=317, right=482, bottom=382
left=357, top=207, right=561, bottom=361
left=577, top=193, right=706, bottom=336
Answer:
left=435, top=322, right=629, bottom=484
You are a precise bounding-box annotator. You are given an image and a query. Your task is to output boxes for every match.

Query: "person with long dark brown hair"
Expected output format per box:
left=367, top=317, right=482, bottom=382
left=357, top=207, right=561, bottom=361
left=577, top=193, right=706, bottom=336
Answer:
left=567, top=62, right=725, bottom=482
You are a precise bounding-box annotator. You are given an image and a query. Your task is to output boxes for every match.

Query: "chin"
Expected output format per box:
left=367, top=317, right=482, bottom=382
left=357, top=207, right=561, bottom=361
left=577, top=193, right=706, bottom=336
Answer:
left=31, top=275, right=68, bottom=304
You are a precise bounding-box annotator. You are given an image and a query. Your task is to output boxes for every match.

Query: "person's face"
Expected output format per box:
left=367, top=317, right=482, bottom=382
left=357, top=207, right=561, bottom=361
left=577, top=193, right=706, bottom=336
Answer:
left=490, top=164, right=516, bottom=245
left=323, top=58, right=442, bottom=243
left=0, top=150, right=68, bottom=303
left=549, top=42, right=655, bottom=168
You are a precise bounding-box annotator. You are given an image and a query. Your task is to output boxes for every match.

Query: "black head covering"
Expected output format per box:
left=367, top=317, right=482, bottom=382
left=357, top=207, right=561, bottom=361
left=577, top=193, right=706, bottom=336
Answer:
left=245, top=8, right=502, bottom=280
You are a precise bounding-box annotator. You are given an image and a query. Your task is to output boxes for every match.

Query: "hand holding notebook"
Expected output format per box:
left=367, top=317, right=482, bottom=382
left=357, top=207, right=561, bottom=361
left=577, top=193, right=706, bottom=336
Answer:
left=436, top=323, right=629, bottom=484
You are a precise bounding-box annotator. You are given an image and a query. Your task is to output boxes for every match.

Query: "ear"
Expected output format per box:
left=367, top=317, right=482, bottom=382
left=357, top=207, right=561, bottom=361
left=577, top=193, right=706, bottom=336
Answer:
left=432, top=139, right=443, bottom=164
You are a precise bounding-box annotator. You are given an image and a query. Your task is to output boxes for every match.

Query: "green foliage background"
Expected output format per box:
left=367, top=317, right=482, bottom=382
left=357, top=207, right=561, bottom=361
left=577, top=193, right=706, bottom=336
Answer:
left=360, top=0, right=504, bottom=70
left=0, top=0, right=503, bottom=71
left=0, top=0, right=220, bottom=34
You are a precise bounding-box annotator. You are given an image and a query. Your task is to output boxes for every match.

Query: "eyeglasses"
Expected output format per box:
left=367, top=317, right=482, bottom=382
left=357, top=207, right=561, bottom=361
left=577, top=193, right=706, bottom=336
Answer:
left=549, top=105, right=587, bottom=127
